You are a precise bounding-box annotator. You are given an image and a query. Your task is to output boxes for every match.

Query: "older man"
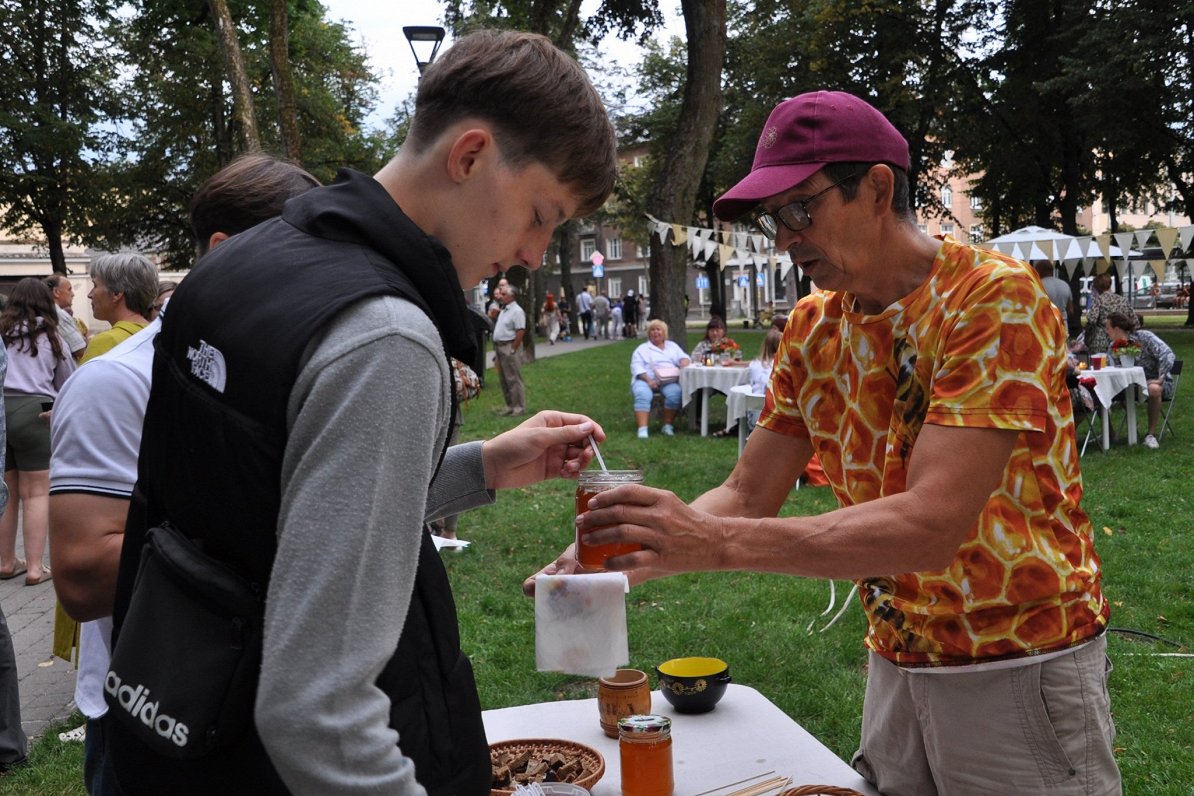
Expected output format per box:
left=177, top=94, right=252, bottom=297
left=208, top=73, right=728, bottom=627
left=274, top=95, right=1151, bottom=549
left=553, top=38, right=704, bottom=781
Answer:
left=81, top=254, right=158, bottom=362
left=554, top=91, right=1119, bottom=795
left=43, top=275, right=88, bottom=361
left=492, top=284, right=527, bottom=416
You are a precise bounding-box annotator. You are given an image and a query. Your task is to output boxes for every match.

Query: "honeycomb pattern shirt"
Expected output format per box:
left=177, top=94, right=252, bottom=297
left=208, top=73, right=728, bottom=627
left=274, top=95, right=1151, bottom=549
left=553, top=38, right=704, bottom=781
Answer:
left=759, top=237, right=1109, bottom=666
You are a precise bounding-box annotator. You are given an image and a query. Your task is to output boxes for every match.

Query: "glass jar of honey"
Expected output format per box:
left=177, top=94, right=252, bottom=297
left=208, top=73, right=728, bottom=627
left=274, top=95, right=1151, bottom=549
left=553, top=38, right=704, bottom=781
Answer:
left=618, top=714, right=673, bottom=796
left=575, top=470, right=643, bottom=570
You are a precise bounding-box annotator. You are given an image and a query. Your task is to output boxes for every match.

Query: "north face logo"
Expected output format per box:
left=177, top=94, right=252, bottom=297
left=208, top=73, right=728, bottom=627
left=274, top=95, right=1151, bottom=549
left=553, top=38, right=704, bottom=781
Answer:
left=187, top=339, right=227, bottom=393
left=105, top=671, right=191, bottom=748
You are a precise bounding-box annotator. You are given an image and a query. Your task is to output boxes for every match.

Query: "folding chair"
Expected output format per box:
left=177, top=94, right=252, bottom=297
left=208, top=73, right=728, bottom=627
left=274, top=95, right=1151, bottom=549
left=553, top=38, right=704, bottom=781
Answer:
left=1115, top=359, right=1181, bottom=443
left=1159, top=359, right=1182, bottom=440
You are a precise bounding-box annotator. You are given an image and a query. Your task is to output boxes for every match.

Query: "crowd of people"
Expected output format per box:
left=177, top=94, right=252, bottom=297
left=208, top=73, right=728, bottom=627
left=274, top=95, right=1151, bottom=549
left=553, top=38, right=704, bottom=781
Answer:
left=0, top=26, right=1182, bottom=795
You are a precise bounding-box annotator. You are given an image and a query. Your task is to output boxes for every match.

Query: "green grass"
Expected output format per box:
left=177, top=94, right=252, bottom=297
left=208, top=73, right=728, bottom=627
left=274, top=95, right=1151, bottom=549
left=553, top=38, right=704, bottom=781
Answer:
left=6, top=322, right=1191, bottom=793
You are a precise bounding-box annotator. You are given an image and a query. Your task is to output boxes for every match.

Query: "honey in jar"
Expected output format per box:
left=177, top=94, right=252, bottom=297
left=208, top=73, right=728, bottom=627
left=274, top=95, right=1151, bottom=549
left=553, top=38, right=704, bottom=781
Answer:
left=575, top=470, right=643, bottom=569
left=618, top=714, right=673, bottom=796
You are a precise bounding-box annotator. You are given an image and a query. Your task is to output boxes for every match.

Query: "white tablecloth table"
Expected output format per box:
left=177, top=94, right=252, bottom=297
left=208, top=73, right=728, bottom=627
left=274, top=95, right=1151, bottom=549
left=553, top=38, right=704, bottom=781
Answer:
left=1086, top=366, right=1148, bottom=450
left=679, top=365, right=751, bottom=436
left=483, top=683, right=878, bottom=795
left=725, top=383, right=766, bottom=456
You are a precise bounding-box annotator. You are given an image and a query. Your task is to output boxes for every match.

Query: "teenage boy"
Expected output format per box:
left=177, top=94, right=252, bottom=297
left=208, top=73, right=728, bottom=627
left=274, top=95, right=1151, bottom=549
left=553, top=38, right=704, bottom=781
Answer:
left=104, top=30, right=616, bottom=795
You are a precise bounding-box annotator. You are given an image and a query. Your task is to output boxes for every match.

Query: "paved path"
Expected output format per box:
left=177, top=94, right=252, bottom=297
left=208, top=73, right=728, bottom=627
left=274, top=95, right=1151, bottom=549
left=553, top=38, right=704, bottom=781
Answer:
left=1, top=333, right=623, bottom=745
left=2, top=535, right=77, bottom=744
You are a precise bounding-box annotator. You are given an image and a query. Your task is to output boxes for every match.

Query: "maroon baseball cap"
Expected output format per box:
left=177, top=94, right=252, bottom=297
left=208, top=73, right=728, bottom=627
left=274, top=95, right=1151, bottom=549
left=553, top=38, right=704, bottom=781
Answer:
left=713, top=91, right=910, bottom=222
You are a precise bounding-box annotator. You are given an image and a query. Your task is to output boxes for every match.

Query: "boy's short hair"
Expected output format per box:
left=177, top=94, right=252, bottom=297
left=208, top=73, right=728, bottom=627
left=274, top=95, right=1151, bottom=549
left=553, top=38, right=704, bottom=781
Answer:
left=406, top=29, right=617, bottom=218
left=190, top=154, right=320, bottom=255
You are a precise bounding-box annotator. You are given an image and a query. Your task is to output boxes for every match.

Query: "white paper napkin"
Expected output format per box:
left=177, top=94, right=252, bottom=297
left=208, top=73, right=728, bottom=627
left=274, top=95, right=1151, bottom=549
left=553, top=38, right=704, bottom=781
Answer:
left=535, top=573, right=629, bottom=678
left=432, top=536, right=470, bottom=552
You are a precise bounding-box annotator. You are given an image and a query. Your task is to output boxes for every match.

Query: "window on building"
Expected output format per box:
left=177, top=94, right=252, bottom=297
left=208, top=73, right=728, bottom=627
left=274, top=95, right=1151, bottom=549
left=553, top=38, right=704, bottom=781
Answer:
left=636, top=244, right=648, bottom=259
left=969, top=224, right=985, bottom=243
left=638, top=276, right=649, bottom=297
left=970, top=195, right=982, bottom=210
left=580, top=238, right=596, bottom=262
left=609, top=278, right=622, bottom=298
left=608, top=237, right=623, bottom=260
left=940, top=223, right=955, bottom=238
left=941, top=186, right=953, bottom=207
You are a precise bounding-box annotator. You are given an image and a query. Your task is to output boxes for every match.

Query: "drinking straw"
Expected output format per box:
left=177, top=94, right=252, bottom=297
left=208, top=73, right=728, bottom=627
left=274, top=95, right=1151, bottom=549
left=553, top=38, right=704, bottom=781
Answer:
left=588, top=434, right=608, bottom=473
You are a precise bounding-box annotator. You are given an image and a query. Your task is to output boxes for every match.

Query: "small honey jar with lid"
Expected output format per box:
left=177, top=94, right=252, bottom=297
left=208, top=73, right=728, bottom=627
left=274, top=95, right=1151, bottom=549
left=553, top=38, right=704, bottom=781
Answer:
left=617, top=714, right=674, bottom=796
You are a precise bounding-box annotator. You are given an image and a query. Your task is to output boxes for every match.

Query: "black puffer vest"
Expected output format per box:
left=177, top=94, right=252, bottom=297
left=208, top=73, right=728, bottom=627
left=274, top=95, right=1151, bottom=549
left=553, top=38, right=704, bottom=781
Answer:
left=108, top=171, right=489, bottom=794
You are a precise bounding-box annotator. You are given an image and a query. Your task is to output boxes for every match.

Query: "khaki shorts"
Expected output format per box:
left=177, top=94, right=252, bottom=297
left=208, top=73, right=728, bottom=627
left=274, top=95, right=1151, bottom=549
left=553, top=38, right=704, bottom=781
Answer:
left=852, top=634, right=1120, bottom=795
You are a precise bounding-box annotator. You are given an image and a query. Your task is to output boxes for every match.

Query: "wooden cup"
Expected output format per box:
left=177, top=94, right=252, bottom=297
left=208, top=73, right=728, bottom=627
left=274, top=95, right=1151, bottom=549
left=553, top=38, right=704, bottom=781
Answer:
left=598, top=668, right=652, bottom=739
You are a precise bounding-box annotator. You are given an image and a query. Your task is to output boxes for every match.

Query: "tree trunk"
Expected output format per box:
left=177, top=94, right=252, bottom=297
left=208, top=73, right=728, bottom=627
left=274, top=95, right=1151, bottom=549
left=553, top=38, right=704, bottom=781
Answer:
left=44, top=217, right=66, bottom=274
left=557, top=221, right=579, bottom=336
left=209, top=0, right=261, bottom=152
left=268, top=0, right=301, bottom=160
left=645, top=0, right=727, bottom=353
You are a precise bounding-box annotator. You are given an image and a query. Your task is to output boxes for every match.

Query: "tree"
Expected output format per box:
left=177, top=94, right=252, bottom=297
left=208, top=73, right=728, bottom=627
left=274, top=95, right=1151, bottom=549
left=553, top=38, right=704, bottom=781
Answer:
left=643, top=1, right=726, bottom=346
left=208, top=0, right=261, bottom=151
left=89, top=0, right=387, bottom=266
left=0, top=0, right=120, bottom=272
left=269, top=0, right=301, bottom=160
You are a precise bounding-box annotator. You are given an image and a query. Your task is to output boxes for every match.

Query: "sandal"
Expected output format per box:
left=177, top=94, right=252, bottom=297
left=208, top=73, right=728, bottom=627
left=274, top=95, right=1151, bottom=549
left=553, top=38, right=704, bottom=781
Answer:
left=712, top=425, right=738, bottom=438
left=24, top=568, right=51, bottom=586
left=0, top=559, right=26, bottom=580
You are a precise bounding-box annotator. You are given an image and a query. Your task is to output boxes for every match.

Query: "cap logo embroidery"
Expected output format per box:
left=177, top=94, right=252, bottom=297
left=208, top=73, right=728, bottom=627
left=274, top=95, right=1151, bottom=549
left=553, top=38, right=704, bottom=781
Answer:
left=762, top=126, right=779, bottom=149
left=187, top=339, right=227, bottom=393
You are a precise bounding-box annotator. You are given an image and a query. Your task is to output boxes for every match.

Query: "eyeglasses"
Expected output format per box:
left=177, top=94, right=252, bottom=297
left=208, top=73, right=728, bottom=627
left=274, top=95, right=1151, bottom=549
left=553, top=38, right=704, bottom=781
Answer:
left=752, top=173, right=859, bottom=240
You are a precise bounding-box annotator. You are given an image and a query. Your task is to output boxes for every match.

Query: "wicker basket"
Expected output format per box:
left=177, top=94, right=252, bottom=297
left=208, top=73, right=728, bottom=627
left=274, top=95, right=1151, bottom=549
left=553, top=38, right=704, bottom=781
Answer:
left=489, top=738, right=605, bottom=795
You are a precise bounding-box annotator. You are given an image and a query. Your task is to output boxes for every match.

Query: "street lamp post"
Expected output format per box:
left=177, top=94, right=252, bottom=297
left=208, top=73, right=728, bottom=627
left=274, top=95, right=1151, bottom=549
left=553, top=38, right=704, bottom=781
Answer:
left=402, top=26, right=446, bottom=76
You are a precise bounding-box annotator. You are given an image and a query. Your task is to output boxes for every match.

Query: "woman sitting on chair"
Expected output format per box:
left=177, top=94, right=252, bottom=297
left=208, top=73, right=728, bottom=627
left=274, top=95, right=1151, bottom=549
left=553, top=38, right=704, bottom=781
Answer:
left=1104, top=311, right=1175, bottom=449
left=630, top=319, right=690, bottom=439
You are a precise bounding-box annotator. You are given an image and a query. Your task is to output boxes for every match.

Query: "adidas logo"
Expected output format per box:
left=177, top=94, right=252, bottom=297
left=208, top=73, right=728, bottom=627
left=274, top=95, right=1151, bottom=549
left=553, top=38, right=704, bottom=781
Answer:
left=187, top=339, right=227, bottom=393
left=105, top=671, right=191, bottom=748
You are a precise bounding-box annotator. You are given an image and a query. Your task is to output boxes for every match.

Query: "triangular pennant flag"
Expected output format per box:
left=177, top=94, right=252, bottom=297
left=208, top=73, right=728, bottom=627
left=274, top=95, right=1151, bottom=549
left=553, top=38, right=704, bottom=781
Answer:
left=1011, top=243, right=1025, bottom=261
left=1133, top=229, right=1153, bottom=250
left=718, top=243, right=733, bottom=269
left=671, top=225, right=686, bottom=247
left=1155, top=227, right=1179, bottom=257
left=1047, top=240, right=1058, bottom=261
left=1113, top=259, right=1128, bottom=279
left=704, top=240, right=717, bottom=261
left=652, top=221, right=669, bottom=246
left=1180, top=226, right=1194, bottom=253
left=1149, top=260, right=1166, bottom=282
left=1113, top=231, right=1134, bottom=259
left=1062, top=239, right=1086, bottom=261
left=1095, top=233, right=1113, bottom=262
left=751, top=234, right=767, bottom=253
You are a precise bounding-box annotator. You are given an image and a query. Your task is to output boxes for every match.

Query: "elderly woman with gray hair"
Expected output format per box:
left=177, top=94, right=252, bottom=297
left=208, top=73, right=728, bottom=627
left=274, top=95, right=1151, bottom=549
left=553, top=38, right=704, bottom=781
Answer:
left=81, top=253, right=159, bottom=362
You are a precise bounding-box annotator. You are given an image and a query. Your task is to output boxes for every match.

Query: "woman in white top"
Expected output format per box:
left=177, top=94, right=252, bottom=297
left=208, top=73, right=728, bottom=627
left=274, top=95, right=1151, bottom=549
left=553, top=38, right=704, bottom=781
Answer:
left=746, top=329, right=782, bottom=430
left=629, top=319, right=690, bottom=438
left=1, top=278, right=76, bottom=584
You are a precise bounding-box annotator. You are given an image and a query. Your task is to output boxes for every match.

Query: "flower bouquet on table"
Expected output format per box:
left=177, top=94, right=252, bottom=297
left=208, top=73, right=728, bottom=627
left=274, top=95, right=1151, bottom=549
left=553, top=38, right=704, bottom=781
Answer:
left=710, top=338, right=742, bottom=363
left=1111, top=339, right=1142, bottom=367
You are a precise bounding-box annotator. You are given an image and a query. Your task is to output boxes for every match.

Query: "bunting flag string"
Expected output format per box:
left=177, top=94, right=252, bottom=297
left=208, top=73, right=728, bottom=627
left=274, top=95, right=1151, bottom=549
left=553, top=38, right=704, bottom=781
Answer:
left=644, top=213, right=1194, bottom=284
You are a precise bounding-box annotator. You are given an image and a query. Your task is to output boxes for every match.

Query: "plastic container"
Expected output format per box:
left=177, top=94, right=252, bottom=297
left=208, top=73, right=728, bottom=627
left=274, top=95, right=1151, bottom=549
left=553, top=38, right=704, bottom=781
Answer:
left=618, top=714, right=673, bottom=796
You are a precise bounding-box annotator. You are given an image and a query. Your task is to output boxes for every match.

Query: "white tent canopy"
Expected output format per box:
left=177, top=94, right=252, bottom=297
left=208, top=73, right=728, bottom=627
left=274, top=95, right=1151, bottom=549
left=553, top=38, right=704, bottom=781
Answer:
left=983, top=225, right=1133, bottom=262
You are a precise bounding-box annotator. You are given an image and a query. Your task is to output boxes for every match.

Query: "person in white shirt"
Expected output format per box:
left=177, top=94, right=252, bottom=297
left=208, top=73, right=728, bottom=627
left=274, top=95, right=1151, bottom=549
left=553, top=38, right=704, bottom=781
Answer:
left=629, top=319, right=690, bottom=438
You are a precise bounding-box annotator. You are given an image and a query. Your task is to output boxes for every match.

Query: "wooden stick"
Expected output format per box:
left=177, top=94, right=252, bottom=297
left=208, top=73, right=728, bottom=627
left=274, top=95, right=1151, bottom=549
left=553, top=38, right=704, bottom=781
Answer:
left=728, top=775, right=792, bottom=796
left=690, top=770, right=776, bottom=796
